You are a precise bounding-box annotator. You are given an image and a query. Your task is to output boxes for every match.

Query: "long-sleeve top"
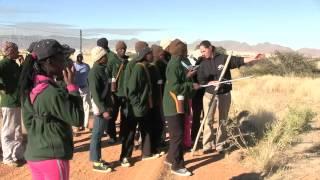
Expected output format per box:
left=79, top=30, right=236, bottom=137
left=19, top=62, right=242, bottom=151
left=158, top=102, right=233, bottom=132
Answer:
left=197, top=53, right=245, bottom=94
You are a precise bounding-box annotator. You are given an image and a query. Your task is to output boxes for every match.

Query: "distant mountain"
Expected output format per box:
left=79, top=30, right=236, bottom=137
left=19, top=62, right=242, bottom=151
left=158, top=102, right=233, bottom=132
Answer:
left=1, top=35, right=319, bottom=57
left=189, top=41, right=293, bottom=53
left=297, top=48, right=320, bottom=58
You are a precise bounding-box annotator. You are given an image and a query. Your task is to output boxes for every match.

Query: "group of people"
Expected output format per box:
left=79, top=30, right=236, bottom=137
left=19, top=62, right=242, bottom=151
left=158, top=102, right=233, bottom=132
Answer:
left=0, top=37, right=263, bottom=179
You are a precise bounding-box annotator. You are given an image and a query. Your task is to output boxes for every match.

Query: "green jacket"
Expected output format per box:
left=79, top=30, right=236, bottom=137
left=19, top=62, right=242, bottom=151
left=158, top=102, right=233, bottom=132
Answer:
left=0, top=58, right=21, bottom=107
left=147, top=63, right=162, bottom=107
left=88, top=62, right=113, bottom=114
left=107, top=54, right=128, bottom=97
left=163, top=56, right=193, bottom=116
left=127, top=62, right=152, bottom=117
left=123, top=59, right=137, bottom=97
left=105, top=50, right=118, bottom=76
left=23, top=83, right=84, bottom=161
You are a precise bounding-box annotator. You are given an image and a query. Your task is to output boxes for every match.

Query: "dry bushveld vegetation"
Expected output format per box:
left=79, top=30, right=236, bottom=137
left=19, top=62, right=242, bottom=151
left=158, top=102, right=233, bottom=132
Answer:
left=229, top=51, right=320, bottom=178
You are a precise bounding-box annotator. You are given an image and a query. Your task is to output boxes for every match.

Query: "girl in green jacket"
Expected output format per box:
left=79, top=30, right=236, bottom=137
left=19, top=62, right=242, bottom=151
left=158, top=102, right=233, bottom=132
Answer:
left=19, top=39, right=84, bottom=180
left=163, top=39, right=200, bottom=177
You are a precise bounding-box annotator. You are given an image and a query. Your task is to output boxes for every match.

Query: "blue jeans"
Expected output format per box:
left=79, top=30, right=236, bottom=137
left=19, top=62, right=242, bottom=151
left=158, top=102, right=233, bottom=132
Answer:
left=89, top=115, right=108, bottom=162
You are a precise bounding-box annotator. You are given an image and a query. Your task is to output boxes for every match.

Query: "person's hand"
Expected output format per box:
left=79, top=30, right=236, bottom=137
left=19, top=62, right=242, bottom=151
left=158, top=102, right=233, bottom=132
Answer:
left=63, top=66, right=75, bottom=85
left=103, top=112, right=111, bottom=120
left=244, top=53, right=266, bottom=64
left=208, top=81, right=219, bottom=86
left=186, top=69, right=197, bottom=78
left=193, top=83, right=200, bottom=90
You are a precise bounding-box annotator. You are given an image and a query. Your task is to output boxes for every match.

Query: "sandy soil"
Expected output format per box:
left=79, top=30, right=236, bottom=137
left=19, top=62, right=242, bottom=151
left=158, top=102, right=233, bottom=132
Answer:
left=0, top=125, right=257, bottom=180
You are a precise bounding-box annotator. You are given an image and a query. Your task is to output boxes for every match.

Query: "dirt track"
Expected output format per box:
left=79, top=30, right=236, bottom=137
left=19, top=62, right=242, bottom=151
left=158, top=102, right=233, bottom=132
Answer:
left=0, top=129, right=257, bottom=180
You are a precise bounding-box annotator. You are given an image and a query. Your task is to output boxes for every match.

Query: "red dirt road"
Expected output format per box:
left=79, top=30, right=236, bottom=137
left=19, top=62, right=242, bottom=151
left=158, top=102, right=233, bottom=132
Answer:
left=0, top=130, right=255, bottom=180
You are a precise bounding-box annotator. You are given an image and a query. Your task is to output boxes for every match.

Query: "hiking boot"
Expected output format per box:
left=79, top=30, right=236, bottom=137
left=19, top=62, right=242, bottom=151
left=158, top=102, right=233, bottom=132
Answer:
left=142, top=154, right=160, bottom=161
left=92, top=161, right=112, bottom=173
left=171, top=168, right=192, bottom=176
left=120, top=158, right=131, bottom=167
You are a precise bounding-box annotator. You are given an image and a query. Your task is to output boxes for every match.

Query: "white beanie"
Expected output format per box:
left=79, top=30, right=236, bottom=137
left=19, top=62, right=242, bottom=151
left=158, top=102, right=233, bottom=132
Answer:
left=72, top=50, right=82, bottom=61
left=91, top=46, right=107, bottom=62
left=160, top=38, right=172, bottom=50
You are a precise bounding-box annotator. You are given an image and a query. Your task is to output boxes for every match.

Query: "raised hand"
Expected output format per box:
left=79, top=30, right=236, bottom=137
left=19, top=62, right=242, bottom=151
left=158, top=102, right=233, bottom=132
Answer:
left=63, top=66, right=75, bottom=85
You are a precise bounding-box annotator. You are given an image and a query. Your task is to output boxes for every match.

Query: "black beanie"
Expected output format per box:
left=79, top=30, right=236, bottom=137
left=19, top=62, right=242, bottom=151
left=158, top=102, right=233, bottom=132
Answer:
left=97, top=38, right=109, bottom=49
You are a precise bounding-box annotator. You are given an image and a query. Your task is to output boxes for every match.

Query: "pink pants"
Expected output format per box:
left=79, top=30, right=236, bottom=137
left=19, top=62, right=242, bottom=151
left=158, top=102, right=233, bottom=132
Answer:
left=27, top=159, right=69, bottom=180
left=183, top=100, right=193, bottom=148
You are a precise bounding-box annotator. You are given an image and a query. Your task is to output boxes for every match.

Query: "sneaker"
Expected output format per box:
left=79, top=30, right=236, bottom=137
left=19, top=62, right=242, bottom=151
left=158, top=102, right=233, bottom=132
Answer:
left=216, top=143, right=230, bottom=154
left=171, top=168, right=192, bottom=176
left=15, top=159, right=27, bottom=166
left=120, top=158, right=131, bottom=167
left=202, top=149, right=214, bottom=155
left=142, top=154, right=160, bottom=161
left=159, top=150, right=166, bottom=156
left=93, top=161, right=112, bottom=173
left=107, top=138, right=117, bottom=144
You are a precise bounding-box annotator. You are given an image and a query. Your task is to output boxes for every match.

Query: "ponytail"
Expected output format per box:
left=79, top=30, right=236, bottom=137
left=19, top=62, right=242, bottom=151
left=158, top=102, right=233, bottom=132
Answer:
left=19, top=53, right=38, bottom=101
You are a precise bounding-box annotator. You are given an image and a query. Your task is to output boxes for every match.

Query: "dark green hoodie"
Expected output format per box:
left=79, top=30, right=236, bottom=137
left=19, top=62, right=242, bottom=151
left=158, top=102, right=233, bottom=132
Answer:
left=127, top=62, right=152, bottom=117
left=88, top=62, right=113, bottom=113
left=163, top=56, right=194, bottom=116
left=23, top=83, right=84, bottom=160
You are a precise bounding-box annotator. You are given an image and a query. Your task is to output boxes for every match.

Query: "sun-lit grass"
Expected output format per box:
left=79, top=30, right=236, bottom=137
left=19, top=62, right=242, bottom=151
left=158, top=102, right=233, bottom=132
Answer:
left=230, top=71, right=319, bottom=176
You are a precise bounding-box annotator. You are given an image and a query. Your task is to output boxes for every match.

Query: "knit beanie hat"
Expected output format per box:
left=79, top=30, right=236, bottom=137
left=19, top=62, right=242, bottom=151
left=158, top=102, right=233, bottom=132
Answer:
left=115, top=41, right=127, bottom=50
left=135, top=41, right=148, bottom=53
left=97, top=38, right=109, bottom=49
left=136, top=47, right=152, bottom=62
left=91, top=46, right=107, bottom=62
left=167, top=39, right=187, bottom=57
left=151, top=44, right=164, bottom=56
left=2, top=41, right=18, bottom=58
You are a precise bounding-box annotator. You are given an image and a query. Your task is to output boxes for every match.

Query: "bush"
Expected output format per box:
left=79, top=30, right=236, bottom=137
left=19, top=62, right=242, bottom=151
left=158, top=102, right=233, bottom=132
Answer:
left=240, top=51, right=319, bottom=77
left=248, top=107, right=316, bottom=175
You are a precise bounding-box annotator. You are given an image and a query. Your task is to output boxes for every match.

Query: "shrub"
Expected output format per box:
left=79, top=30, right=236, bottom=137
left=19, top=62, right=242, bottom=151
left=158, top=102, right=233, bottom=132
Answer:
left=248, top=107, right=316, bottom=175
left=240, top=51, right=319, bottom=77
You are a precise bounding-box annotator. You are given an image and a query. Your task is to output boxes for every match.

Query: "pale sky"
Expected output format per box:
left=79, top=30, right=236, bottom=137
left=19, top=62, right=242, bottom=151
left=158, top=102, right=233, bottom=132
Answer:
left=0, top=0, right=320, bottom=49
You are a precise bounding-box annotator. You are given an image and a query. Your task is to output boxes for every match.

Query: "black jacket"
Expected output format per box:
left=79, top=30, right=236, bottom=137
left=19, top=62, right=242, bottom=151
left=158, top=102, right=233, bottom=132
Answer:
left=197, top=53, right=245, bottom=94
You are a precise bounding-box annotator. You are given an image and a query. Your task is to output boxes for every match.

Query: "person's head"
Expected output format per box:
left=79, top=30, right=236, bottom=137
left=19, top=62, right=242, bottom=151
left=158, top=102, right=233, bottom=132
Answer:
left=91, top=46, right=108, bottom=64
left=199, top=40, right=215, bottom=59
left=151, top=44, right=164, bottom=61
left=76, top=53, right=83, bottom=63
left=19, top=39, right=71, bottom=98
left=27, top=41, right=37, bottom=53
left=115, top=41, right=127, bottom=58
left=167, top=39, right=188, bottom=58
left=33, top=39, right=72, bottom=78
left=135, top=41, right=148, bottom=53
left=97, top=38, right=109, bottom=50
left=2, top=41, right=19, bottom=60
left=136, top=47, right=153, bottom=63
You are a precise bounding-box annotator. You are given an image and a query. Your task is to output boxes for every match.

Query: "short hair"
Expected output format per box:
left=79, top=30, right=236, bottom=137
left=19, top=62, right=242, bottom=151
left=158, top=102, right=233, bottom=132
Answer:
left=199, top=40, right=212, bottom=48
